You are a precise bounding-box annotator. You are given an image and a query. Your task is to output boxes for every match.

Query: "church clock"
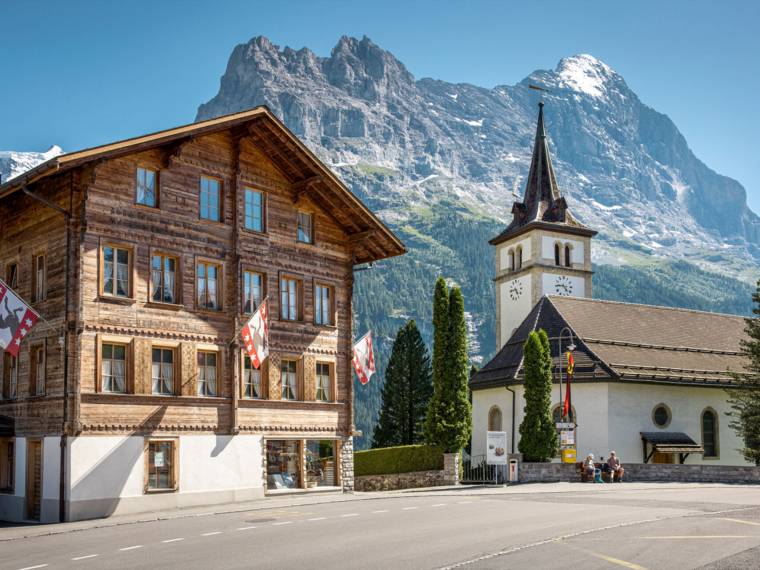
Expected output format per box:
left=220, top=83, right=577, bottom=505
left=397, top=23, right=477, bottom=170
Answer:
left=554, top=275, right=574, bottom=296
left=508, top=280, right=523, bottom=301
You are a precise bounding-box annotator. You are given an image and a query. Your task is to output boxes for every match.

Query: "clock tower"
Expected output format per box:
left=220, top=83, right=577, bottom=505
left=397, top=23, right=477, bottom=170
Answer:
left=491, top=102, right=596, bottom=350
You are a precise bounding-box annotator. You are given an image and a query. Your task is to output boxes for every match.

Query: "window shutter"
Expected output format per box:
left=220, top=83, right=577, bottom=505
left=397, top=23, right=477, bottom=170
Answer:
left=133, top=338, right=151, bottom=394
left=296, top=357, right=305, bottom=401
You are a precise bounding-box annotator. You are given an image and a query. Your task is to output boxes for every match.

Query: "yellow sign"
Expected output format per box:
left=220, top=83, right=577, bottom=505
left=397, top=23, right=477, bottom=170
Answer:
left=561, top=448, right=576, bottom=463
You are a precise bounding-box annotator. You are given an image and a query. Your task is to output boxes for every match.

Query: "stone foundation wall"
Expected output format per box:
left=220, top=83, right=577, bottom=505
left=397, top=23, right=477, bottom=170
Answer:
left=340, top=436, right=354, bottom=492
left=354, top=470, right=444, bottom=492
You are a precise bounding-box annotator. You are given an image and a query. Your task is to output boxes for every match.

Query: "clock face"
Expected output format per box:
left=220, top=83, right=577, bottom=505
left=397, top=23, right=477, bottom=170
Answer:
left=508, top=280, right=523, bottom=301
left=554, top=275, right=574, bottom=296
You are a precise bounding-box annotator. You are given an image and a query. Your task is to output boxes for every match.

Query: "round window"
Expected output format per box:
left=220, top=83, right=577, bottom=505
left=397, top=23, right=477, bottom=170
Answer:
left=652, top=404, right=671, bottom=428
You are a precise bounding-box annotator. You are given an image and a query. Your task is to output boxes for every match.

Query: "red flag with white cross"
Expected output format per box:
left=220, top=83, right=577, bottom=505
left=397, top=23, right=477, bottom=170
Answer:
left=241, top=298, right=269, bottom=369
left=352, top=331, right=376, bottom=385
left=0, top=279, right=40, bottom=357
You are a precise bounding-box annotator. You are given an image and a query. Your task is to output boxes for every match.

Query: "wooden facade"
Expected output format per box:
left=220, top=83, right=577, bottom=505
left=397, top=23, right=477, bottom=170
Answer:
left=0, top=108, right=404, bottom=519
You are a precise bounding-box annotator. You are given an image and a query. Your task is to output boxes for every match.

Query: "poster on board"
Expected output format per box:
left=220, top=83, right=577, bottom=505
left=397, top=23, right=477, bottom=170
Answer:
left=486, top=431, right=508, bottom=465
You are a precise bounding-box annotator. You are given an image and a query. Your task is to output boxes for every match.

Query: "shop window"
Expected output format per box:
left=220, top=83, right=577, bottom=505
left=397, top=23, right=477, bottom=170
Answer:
left=101, top=246, right=131, bottom=298
left=244, top=188, right=265, bottom=232
left=32, top=254, right=46, bottom=302
left=314, top=283, right=333, bottom=326
left=30, top=344, right=45, bottom=396
left=243, top=271, right=264, bottom=314
left=151, top=254, right=178, bottom=304
left=101, top=343, right=127, bottom=393
left=488, top=406, right=502, bottom=431
left=197, top=261, right=221, bottom=311
left=200, top=176, right=221, bottom=222
left=702, top=408, right=719, bottom=458
left=243, top=355, right=262, bottom=399
left=305, top=440, right=338, bottom=487
left=197, top=351, right=218, bottom=397
left=266, top=440, right=300, bottom=490
left=136, top=167, right=158, bottom=207
left=0, top=438, right=13, bottom=493
left=316, top=362, right=331, bottom=402
left=145, top=439, right=177, bottom=492
left=152, top=347, right=174, bottom=395
left=281, top=359, right=298, bottom=400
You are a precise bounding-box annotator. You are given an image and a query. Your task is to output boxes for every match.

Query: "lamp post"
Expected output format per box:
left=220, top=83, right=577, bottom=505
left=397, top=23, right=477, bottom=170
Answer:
left=557, top=327, right=576, bottom=423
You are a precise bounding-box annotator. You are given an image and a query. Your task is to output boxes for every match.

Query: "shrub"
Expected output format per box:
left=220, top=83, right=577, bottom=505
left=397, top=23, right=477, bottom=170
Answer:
left=354, top=444, right=444, bottom=477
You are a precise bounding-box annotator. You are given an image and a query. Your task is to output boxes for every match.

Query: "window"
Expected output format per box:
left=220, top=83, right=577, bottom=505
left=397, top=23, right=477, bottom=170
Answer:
left=244, top=188, right=265, bottom=232
left=266, top=440, right=300, bottom=489
left=297, top=212, right=313, bottom=244
left=152, top=348, right=174, bottom=395
left=554, top=243, right=561, bottom=266
left=136, top=167, right=157, bottom=207
left=200, top=176, right=221, bottom=222
left=0, top=439, right=13, bottom=494
left=242, top=355, right=262, bottom=399
left=281, top=360, right=297, bottom=400
left=305, top=440, right=338, bottom=487
left=151, top=254, right=178, bottom=304
left=197, top=351, right=218, bottom=397
left=652, top=404, right=671, bottom=428
left=5, top=263, right=18, bottom=289
left=101, top=343, right=127, bottom=393
left=316, top=362, right=331, bottom=402
left=280, top=277, right=301, bottom=321
left=564, top=244, right=572, bottom=268
left=102, top=246, right=130, bottom=298
left=30, top=345, right=45, bottom=396
left=488, top=406, right=503, bottom=431
left=702, top=409, right=718, bottom=458
left=508, top=250, right=515, bottom=271
left=32, top=254, right=46, bottom=302
left=243, top=271, right=264, bottom=314
left=516, top=246, right=523, bottom=270
left=146, top=440, right=176, bottom=491
left=197, top=262, right=221, bottom=310
left=314, top=284, right=333, bottom=326
left=2, top=355, right=18, bottom=400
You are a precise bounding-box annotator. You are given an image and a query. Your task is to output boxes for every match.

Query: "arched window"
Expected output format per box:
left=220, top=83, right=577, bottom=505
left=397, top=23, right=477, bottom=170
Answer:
left=702, top=408, right=718, bottom=458
left=552, top=404, right=577, bottom=424
left=488, top=406, right=503, bottom=432
left=564, top=244, right=572, bottom=267
left=554, top=243, right=561, bottom=266
left=516, top=246, right=523, bottom=270
left=508, top=250, right=515, bottom=271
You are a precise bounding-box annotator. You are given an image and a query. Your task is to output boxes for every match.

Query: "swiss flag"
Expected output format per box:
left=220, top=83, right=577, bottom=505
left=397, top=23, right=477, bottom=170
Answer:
left=241, top=299, right=269, bottom=369
left=0, top=279, right=40, bottom=357
left=352, top=331, right=376, bottom=385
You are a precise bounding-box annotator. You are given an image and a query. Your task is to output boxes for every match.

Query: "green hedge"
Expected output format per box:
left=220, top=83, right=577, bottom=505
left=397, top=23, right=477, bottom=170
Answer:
left=354, top=444, right=444, bottom=477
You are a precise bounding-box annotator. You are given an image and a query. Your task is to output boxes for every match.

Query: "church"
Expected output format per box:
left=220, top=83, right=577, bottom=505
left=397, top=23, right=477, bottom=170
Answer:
left=471, top=102, right=752, bottom=467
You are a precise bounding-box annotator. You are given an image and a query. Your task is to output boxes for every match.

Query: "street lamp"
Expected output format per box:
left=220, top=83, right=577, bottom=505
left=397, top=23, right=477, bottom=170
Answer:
left=557, top=327, right=575, bottom=423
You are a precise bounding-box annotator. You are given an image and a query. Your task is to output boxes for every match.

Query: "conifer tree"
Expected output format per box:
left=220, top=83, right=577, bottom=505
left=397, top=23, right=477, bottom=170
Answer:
left=518, top=329, right=558, bottom=461
left=372, top=320, right=433, bottom=448
left=728, top=280, right=760, bottom=465
left=425, top=276, right=450, bottom=443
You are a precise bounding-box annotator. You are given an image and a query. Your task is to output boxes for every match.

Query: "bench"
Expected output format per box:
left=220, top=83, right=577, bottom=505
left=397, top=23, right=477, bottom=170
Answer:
left=575, top=462, right=613, bottom=483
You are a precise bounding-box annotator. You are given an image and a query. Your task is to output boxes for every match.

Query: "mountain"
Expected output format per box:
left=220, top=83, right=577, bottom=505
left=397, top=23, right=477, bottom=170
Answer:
left=0, top=146, right=63, bottom=184
left=196, top=36, right=757, bottom=447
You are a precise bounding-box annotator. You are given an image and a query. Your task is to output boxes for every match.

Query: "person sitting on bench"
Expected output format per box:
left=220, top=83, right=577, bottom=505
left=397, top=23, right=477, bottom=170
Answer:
left=607, top=451, right=625, bottom=482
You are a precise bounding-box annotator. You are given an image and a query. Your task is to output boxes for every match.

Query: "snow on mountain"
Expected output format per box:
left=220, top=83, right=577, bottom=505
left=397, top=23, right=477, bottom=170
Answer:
left=0, top=145, right=63, bottom=184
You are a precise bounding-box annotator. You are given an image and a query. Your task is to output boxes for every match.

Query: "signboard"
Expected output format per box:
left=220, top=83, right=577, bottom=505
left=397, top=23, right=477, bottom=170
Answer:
left=154, top=451, right=165, bottom=468
left=561, top=448, right=577, bottom=463
left=486, top=431, right=508, bottom=465
left=555, top=422, right=575, bottom=430
left=560, top=430, right=575, bottom=446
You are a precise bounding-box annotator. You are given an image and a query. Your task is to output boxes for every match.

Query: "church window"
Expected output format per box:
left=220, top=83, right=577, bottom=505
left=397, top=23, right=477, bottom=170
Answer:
left=508, top=250, right=515, bottom=271
left=564, top=244, right=572, bottom=267
left=488, top=406, right=503, bottom=431
left=652, top=404, right=671, bottom=428
left=516, top=247, right=523, bottom=270
left=701, top=408, right=718, bottom=458
left=554, top=243, right=561, bottom=266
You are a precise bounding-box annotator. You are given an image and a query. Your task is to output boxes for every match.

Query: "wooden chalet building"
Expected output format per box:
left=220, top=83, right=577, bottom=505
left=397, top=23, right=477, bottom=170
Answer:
left=0, top=107, right=404, bottom=523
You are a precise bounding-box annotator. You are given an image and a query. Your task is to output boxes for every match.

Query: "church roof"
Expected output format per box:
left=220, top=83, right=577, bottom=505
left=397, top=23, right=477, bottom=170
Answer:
left=490, top=102, right=595, bottom=246
left=472, top=295, right=748, bottom=390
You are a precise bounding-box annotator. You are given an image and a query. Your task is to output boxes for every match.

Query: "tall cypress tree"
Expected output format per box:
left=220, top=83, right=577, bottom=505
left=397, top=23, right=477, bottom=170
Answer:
left=425, top=276, right=450, bottom=444
left=728, top=280, right=760, bottom=465
left=518, top=329, right=558, bottom=461
left=372, top=320, right=433, bottom=448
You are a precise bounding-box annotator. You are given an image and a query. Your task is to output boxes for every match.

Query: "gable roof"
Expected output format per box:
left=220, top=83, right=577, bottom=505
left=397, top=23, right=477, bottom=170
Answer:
left=490, top=102, right=595, bottom=246
left=472, top=295, right=748, bottom=390
left=0, top=106, right=405, bottom=265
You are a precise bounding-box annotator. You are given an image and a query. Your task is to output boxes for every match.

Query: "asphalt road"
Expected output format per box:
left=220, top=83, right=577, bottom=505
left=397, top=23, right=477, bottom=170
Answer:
left=2, top=484, right=760, bottom=570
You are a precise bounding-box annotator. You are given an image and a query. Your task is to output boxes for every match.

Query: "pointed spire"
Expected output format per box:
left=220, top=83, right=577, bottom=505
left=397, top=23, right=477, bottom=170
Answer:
left=490, top=102, right=596, bottom=245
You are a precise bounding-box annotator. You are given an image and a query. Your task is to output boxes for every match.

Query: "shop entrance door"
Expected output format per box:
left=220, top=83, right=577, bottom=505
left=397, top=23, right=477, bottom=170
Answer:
left=26, top=439, right=42, bottom=520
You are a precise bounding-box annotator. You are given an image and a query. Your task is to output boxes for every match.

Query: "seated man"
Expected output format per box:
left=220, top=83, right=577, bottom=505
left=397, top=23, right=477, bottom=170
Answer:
left=607, top=451, right=625, bottom=482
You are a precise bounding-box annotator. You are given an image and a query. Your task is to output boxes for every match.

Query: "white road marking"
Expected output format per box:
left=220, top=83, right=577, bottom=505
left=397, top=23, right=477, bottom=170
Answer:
left=236, top=526, right=257, bottom=531
left=402, top=506, right=418, bottom=510
left=71, top=554, right=98, bottom=561
left=457, top=501, right=473, bottom=504
left=720, top=517, right=760, bottom=527
left=637, top=535, right=752, bottom=539
left=372, top=510, right=389, bottom=514
left=432, top=503, right=447, bottom=507
left=308, top=517, right=327, bottom=521
left=119, top=545, right=143, bottom=551
left=273, top=521, right=293, bottom=526
left=201, top=531, right=222, bottom=536
left=18, top=565, right=48, bottom=570
left=162, top=538, right=185, bottom=543
left=340, top=513, right=359, bottom=518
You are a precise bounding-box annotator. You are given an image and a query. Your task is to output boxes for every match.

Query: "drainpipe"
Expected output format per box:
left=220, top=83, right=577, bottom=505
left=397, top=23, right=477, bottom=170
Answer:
left=505, top=385, right=516, bottom=454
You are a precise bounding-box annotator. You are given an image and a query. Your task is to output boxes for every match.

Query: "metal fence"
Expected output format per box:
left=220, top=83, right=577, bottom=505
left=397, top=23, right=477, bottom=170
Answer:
left=460, top=452, right=507, bottom=485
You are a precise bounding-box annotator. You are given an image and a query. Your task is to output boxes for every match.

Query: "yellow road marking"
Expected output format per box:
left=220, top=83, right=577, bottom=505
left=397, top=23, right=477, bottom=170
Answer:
left=637, top=535, right=752, bottom=539
left=562, top=542, right=648, bottom=570
left=720, top=517, right=760, bottom=527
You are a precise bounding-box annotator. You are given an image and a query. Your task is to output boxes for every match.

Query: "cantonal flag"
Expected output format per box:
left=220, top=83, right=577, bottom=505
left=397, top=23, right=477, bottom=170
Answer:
left=352, top=331, right=376, bottom=386
left=241, top=299, right=269, bottom=369
left=0, top=279, right=40, bottom=357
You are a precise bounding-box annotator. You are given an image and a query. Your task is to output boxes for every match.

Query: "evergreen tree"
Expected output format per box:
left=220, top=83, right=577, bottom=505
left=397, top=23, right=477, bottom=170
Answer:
left=518, top=329, right=558, bottom=461
left=372, top=320, right=433, bottom=448
left=425, top=276, right=450, bottom=443
left=426, top=282, right=472, bottom=452
left=728, top=280, right=760, bottom=465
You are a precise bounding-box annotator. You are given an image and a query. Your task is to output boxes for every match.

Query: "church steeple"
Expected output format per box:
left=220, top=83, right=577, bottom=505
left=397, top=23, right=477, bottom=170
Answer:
left=490, top=102, right=593, bottom=246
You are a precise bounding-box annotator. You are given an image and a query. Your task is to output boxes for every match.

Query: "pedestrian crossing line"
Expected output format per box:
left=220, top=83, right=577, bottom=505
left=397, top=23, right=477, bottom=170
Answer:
left=720, top=517, right=760, bottom=527
left=71, top=554, right=99, bottom=561
left=201, top=531, right=222, bottom=536
left=162, top=538, right=185, bottom=543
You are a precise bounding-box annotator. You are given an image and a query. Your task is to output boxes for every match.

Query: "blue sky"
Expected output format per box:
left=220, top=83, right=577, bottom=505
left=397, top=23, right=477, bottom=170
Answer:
left=2, top=0, right=758, bottom=208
